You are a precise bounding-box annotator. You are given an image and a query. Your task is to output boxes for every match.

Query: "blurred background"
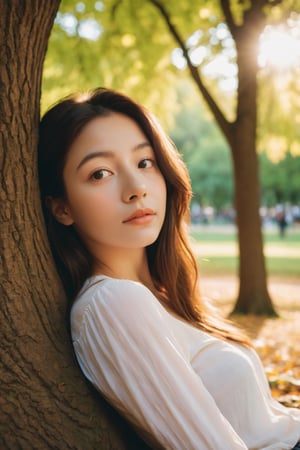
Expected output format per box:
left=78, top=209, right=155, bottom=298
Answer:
left=41, top=0, right=300, bottom=294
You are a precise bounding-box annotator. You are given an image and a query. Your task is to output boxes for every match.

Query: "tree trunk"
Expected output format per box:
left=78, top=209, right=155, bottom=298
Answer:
left=0, top=2, right=149, bottom=448
left=148, top=0, right=278, bottom=315
left=230, top=17, right=276, bottom=316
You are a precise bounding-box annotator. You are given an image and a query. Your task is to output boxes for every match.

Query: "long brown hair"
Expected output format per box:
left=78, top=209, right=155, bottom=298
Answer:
left=38, top=87, right=249, bottom=346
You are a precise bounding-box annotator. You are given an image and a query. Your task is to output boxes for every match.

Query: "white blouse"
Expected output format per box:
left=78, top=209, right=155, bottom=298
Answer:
left=71, top=276, right=300, bottom=450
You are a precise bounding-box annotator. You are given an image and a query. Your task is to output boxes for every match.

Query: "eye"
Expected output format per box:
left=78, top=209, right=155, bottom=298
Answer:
left=90, top=169, right=112, bottom=181
left=138, top=158, right=154, bottom=169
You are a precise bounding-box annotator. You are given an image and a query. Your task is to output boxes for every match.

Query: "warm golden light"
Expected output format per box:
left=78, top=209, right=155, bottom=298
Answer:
left=258, top=27, right=300, bottom=70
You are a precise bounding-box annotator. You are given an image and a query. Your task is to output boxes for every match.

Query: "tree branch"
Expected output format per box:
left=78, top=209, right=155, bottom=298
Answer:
left=220, top=0, right=238, bottom=38
left=148, top=0, right=234, bottom=147
left=111, top=0, right=123, bottom=19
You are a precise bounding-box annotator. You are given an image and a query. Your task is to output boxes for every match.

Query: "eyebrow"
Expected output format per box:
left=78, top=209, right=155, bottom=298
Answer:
left=76, top=142, right=152, bottom=171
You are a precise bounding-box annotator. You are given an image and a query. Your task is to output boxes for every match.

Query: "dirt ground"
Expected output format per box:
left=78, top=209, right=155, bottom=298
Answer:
left=200, top=276, right=300, bottom=407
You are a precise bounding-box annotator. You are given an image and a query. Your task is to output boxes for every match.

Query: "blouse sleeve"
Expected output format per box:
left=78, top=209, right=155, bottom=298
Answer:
left=71, top=279, right=247, bottom=450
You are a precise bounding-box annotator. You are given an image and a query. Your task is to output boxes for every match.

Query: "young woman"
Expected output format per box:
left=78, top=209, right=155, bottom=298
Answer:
left=38, top=88, right=300, bottom=449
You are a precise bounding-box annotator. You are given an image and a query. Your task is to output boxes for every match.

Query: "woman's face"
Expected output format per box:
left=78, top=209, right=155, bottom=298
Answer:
left=51, top=112, right=167, bottom=262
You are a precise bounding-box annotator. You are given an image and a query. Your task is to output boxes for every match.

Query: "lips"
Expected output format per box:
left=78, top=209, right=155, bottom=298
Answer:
left=123, top=208, right=156, bottom=223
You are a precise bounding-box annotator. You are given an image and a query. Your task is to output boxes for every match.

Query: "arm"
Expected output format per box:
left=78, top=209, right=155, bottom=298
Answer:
left=72, top=279, right=247, bottom=450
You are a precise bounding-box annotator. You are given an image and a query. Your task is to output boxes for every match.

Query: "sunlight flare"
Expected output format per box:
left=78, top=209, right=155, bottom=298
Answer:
left=258, top=27, right=300, bottom=70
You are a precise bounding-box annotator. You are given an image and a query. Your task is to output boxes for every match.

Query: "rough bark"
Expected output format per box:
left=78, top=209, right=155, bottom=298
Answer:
left=0, top=1, right=150, bottom=448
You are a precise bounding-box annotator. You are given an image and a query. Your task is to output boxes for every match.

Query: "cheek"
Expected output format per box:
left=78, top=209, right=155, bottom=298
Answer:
left=66, top=187, right=110, bottom=223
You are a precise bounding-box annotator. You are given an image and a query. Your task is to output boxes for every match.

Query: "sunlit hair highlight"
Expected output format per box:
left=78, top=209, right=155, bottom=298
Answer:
left=38, top=87, right=250, bottom=346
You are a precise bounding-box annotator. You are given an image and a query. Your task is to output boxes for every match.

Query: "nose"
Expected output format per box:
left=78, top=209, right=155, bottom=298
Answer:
left=122, top=175, right=147, bottom=203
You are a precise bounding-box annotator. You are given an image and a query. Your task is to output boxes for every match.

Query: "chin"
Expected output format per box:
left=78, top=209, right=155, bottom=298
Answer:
left=132, top=234, right=160, bottom=249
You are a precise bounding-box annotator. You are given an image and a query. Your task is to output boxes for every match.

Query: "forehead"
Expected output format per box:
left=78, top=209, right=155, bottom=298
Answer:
left=73, top=113, right=146, bottom=150
left=64, top=113, right=150, bottom=169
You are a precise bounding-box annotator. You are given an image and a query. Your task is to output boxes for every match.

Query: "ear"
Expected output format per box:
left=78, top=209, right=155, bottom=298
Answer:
left=46, top=196, right=74, bottom=226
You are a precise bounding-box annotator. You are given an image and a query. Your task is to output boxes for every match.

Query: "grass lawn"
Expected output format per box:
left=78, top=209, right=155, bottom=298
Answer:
left=190, top=224, right=300, bottom=280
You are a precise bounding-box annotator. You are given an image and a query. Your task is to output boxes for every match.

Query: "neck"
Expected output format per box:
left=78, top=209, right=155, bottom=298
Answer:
left=92, top=247, right=154, bottom=290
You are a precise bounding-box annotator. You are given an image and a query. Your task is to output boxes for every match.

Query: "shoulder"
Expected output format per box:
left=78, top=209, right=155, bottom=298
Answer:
left=80, top=276, right=158, bottom=309
left=71, top=277, right=164, bottom=335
